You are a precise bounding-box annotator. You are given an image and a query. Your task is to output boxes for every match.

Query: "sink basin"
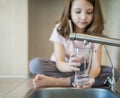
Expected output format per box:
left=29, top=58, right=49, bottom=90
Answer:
left=28, top=88, right=120, bottom=98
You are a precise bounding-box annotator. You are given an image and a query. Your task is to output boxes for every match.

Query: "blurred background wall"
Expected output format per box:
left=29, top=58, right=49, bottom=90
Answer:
left=0, top=0, right=28, bottom=77
left=29, top=0, right=64, bottom=59
left=100, top=0, right=120, bottom=69
left=0, top=0, right=119, bottom=78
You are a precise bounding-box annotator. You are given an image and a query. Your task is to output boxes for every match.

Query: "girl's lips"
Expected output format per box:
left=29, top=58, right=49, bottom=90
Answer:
left=77, top=21, right=88, bottom=24
left=80, top=22, right=88, bottom=24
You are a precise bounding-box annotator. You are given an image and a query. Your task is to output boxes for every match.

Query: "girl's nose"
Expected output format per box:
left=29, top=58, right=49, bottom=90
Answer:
left=80, top=12, right=86, bottom=20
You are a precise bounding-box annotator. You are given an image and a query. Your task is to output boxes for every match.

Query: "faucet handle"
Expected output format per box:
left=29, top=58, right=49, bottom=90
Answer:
left=104, top=76, right=115, bottom=92
left=104, top=77, right=111, bottom=85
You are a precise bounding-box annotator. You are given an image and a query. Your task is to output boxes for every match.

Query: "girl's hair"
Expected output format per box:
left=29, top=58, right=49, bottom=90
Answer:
left=56, top=0, right=104, bottom=38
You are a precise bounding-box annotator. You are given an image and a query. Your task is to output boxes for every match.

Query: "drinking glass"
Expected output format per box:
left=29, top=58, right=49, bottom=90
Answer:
left=74, top=48, right=93, bottom=88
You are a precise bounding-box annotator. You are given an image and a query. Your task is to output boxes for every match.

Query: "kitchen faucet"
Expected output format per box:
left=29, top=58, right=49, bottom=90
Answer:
left=68, top=20, right=120, bottom=92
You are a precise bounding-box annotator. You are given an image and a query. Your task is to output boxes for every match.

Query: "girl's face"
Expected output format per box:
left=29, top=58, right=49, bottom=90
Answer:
left=71, top=0, right=94, bottom=33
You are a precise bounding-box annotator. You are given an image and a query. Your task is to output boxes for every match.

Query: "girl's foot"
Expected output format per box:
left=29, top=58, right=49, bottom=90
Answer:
left=33, top=74, right=70, bottom=88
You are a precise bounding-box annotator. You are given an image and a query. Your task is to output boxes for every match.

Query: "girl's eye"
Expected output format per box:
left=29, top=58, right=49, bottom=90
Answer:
left=75, top=10, right=81, bottom=14
left=87, top=11, right=93, bottom=14
left=75, top=10, right=93, bottom=14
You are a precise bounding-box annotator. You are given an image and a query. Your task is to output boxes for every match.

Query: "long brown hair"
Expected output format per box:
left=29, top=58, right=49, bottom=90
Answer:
left=56, top=0, right=104, bottom=38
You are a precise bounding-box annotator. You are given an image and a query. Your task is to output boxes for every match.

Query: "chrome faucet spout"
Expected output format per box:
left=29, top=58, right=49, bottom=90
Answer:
left=69, top=33, right=120, bottom=92
left=69, top=33, right=120, bottom=47
left=68, top=19, right=120, bottom=92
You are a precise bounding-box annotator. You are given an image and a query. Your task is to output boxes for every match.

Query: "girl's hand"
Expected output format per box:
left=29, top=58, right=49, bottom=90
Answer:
left=68, top=52, right=84, bottom=72
left=72, top=77, right=95, bottom=88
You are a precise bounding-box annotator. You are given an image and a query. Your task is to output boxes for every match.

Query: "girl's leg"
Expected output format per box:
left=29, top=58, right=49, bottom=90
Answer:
left=29, top=57, right=74, bottom=88
left=29, top=59, right=120, bottom=88
left=29, top=57, right=74, bottom=77
left=93, top=65, right=120, bottom=87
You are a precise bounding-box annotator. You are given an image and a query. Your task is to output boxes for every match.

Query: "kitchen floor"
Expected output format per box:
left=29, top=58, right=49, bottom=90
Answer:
left=0, top=78, right=33, bottom=98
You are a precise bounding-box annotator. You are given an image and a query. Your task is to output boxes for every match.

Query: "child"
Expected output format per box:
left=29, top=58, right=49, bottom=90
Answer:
left=29, top=0, right=105, bottom=88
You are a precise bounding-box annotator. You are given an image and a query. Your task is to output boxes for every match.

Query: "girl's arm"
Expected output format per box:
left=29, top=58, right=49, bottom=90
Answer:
left=90, top=44, right=102, bottom=78
left=54, top=42, right=80, bottom=72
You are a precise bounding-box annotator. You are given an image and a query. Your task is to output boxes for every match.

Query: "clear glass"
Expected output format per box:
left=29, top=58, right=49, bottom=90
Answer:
left=74, top=48, right=93, bottom=87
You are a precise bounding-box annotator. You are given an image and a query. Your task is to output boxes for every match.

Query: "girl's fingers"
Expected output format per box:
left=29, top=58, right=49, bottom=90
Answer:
left=70, top=62, right=81, bottom=67
left=70, top=66, right=80, bottom=71
left=70, top=57, right=78, bottom=62
left=70, top=52, right=76, bottom=57
left=72, top=78, right=95, bottom=88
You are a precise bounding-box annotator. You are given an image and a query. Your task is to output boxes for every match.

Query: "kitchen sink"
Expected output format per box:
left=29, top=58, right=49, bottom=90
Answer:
left=28, top=88, right=120, bottom=98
